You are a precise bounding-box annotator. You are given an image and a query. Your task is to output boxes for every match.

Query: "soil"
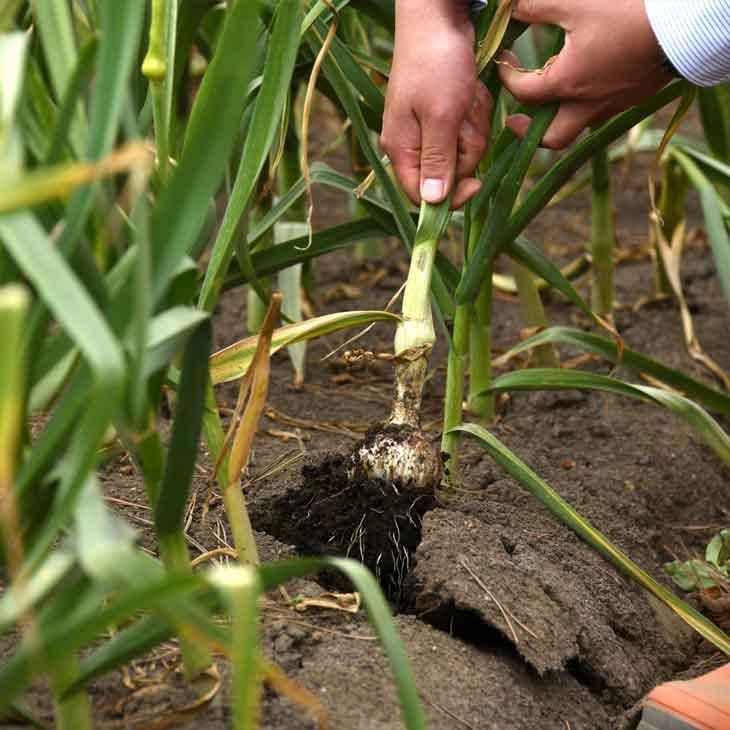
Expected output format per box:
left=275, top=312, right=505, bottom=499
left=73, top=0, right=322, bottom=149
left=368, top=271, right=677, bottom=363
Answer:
left=4, top=105, right=730, bottom=729
left=250, top=453, right=437, bottom=603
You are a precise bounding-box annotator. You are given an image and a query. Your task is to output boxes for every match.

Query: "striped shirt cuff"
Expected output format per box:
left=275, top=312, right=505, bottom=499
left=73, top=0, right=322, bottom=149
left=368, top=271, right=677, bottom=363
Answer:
left=645, top=0, right=730, bottom=87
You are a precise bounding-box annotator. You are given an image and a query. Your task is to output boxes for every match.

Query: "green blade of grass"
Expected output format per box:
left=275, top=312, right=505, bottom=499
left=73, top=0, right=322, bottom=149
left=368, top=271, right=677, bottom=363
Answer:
left=228, top=219, right=394, bottom=290
left=144, top=306, right=210, bottom=376
left=457, top=99, right=559, bottom=304
left=670, top=147, right=730, bottom=308
left=209, top=567, right=263, bottom=730
left=0, top=30, right=29, bottom=175
left=197, top=0, right=302, bottom=311
left=301, top=0, right=352, bottom=33
left=487, top=368, right=730, bottom=465
left=697, top=83, right=730, bottom=163
left=0, top=213, right=124, bottom=566
left=147, top=0, right=261, bottom=306
left=154, top=319, right=211, bottom=535
left=0, top=569, right=211, bottom=712
left=154, top=316, right=214, bottom=681
left=248, top=162, right=393, bottom=247
left=44, top=37, right=97, bottom=165
left=455, top=422, right=730, bottom=657
left=498, top=326, right=730, bottom=417
left=53, top=0, right=146, bottom=258
left=32, top=0, right=85, bottom=155
left=0, top=551, right=75, bottom=634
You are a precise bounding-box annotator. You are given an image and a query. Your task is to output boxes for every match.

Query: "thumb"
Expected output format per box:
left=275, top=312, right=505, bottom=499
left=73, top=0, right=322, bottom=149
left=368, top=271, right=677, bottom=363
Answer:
left=498, top=49, right=564, bottom=105
left=419, top=114, right=459, bottom=204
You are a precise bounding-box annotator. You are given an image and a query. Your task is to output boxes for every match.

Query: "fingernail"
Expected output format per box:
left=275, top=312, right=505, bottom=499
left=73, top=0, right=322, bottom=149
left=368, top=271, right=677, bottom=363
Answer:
left=421, top=178, right=444, bottom=203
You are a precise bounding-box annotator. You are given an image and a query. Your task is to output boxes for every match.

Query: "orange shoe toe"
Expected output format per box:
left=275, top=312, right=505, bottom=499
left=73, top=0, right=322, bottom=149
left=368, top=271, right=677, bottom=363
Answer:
left=639, top=664, right=730, bottom=730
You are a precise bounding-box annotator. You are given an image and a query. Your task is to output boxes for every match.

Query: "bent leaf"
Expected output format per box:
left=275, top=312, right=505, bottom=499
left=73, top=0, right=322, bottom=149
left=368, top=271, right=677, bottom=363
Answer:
left=209, top=310, right=400, bottom=384
left=487, top=368, right=730, bottom=465
left=496, top=326, right=730, bottom=417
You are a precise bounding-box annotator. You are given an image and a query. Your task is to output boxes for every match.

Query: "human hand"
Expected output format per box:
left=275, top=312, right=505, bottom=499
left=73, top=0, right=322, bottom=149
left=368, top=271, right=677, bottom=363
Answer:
left=381, top=0, right=492, bottom=209
left=499, top=0, right=675, bottom=149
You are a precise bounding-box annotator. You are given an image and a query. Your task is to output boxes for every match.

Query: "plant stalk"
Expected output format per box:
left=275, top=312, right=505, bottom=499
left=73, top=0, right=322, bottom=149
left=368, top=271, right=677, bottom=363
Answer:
left=210, top=566, right=263, bottom=730
left=590, top=147, right=615, bottom=315
left=246, top=197, right=273, bottom=335
left=159, top=531, right=213, bottom=679
left=142, top=0, right=176, bottom=182
left=203, top=383, right=260, bottom=566
left=441, top=302, right=469, bottom=483
left=0, top=284, right=93, bottom=730
left=391, top=199, right=448, bottom=425
left=468, top=267, right=496, bottom=420
left=512, top=259, right=559, bottom=367
left=652, top=158, right=688, bottom=297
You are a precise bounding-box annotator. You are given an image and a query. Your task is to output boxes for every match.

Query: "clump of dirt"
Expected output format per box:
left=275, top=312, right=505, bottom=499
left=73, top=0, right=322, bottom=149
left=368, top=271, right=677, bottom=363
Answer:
left=249, top=453, right=436, bottom=601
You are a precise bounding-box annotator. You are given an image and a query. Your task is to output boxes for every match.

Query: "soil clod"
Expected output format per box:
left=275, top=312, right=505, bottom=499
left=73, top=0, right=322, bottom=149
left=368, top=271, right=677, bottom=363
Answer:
left=250, top=454, right=436, bottom=601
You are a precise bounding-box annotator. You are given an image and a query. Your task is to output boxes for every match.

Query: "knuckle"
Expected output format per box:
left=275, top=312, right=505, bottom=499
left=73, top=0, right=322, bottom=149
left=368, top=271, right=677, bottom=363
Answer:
left=429, top=109, right=453, bottom=126
left=420, top=146, right=451, bottom=169
left=424, top=99, right=464, bottom=128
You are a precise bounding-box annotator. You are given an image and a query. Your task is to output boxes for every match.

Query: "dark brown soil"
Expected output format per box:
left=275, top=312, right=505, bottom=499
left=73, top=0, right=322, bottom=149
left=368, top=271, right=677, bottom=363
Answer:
left=4, top=104, right=730, bottom=730
left=250, top=453, right=436, bottom=603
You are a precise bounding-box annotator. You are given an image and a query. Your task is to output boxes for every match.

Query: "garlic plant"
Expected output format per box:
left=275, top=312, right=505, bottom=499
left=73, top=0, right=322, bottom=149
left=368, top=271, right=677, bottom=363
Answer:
left=351, top=200, right=451, bottom=490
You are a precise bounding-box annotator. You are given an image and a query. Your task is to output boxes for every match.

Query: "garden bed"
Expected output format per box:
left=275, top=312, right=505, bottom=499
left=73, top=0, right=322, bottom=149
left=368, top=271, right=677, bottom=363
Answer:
left=5, top=131, right=730, bottom=730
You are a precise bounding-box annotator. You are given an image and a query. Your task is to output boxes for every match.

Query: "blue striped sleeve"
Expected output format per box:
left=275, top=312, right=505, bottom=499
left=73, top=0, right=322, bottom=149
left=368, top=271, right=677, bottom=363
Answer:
left=645, top=0, right=730, bottom=86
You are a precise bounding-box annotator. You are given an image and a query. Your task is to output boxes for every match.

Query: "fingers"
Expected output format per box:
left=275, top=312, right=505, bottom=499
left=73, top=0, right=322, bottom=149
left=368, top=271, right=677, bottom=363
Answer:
left=382, top=84, right=491, bottom=207
left=506, top=101, right=596, bottom=149
left=456, top=82, right=491, bottom=181
left=451, top=178, right=482, bottom=209
left=498, top=49, right=566, bottom=105
left=380, top=110, right=422, bottom=204
left=542, top=102, right=596, bottom=148
left=419, top=108, right=462, bottom=204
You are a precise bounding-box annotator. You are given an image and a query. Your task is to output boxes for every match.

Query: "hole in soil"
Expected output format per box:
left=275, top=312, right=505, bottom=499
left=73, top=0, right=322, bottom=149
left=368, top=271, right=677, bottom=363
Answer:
left=249, top=454, right=436, bottom=602
left=565, top=657, right=610, bottom=699
left=407, top=600, right=513, bottom=652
